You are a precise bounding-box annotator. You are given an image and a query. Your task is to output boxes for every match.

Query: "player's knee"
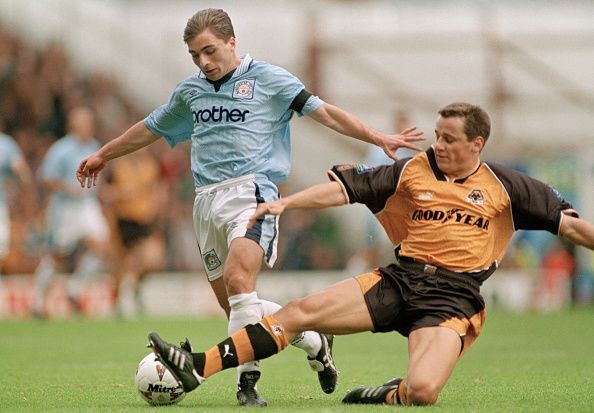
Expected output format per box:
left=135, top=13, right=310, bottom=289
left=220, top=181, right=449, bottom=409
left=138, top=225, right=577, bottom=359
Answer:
left=223, top=271, right=250, bottom=295
left=407, top=379, right=440, bottom=406
left=279, top=298, right=316, bottom=331
left=223, top=263, right=258, bottom=296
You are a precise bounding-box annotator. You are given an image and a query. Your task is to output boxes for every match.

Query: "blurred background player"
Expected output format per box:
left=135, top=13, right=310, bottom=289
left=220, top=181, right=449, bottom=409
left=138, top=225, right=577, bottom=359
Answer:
left=32, top=107, right=112, bottom=318
left=364, top=110, right=416, bottom=167
left=0, top=132, right=35, bottom=273
left=530, top=238, right=576, bottom=312
left=101, top=149, right=167, bottom=317
left=76, top=7, right=423, bottom=406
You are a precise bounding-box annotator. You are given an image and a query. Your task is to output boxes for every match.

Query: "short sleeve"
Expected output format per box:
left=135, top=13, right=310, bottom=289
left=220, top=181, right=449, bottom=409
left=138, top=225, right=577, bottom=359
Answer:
left=327, top=159, right=409, bottom=214
left=289, top=89, right=324, bottom=116
left=300, top=94, right=324, bottom=116
left=144, top=84, right=193, bottom=147
left=488, top=163, right=576, bottom=234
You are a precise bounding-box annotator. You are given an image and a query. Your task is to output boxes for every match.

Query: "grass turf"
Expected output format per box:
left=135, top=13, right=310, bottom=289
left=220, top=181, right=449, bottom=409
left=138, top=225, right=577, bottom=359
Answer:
left=2, top=310, right=593, bottom=412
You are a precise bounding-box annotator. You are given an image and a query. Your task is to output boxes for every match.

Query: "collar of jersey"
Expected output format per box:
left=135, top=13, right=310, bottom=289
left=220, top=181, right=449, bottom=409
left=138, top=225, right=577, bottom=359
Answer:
left=197, top=54, right=253, bottom=80
left=427, top=146, right=482, bottom=184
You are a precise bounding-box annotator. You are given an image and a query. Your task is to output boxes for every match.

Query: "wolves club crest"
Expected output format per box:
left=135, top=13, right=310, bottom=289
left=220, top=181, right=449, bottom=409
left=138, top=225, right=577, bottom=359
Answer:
left=466, top=189, right=485, bottom=205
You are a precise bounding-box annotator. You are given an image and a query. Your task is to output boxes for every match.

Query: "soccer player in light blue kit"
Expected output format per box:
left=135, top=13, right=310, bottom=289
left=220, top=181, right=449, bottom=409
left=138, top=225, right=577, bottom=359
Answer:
left=77, top=8, right=424, bottom=406
left=0, top=132, right=34, bottom=273
left=33, top=107, right=111, bottom=317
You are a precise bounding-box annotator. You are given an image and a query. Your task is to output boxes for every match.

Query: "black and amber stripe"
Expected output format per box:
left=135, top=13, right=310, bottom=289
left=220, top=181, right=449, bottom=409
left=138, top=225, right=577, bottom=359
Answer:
left=192, top=315, right=289, bottom=379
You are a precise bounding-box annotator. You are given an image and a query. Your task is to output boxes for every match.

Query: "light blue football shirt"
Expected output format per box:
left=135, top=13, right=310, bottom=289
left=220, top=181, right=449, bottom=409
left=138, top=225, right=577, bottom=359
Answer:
left=144, top=54, right=324, bottom=188
left=0, top=133, right=24, bottom=206
left=39, top=135, right=101, bottom=205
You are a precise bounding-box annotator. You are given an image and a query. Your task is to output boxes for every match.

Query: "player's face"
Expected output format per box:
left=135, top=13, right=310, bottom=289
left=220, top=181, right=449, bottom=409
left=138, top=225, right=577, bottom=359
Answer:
left=433, top=116, right=483, bottom=179
left=187, top=28, right=239, bottom=81
left=68, top=108, right=95, bottom=140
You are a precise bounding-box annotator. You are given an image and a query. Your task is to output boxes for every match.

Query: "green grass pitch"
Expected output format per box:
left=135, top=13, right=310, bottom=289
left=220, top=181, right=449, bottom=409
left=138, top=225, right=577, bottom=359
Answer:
left=2, top=310, right=593, bottom=412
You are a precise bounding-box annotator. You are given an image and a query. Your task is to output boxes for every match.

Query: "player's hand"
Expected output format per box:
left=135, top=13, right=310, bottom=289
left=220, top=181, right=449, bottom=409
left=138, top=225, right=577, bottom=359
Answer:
left=380, top=126, right=425, bottom=160
left=76, top=153, right=107, bottom=188
left=248, top=201, right=286, bottom=229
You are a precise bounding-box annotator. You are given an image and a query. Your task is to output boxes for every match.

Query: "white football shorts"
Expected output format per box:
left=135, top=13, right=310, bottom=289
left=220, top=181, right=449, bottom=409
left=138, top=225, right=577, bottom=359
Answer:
left=47, top=198, right=109, bottom=254
left=193, top=174, right=280, bottom=281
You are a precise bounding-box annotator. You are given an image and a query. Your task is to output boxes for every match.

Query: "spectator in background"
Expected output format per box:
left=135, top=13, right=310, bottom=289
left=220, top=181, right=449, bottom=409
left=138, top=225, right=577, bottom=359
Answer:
left=365, top=110, right=417, bottom=166
left=101, top=147, right=168, bottom=317
left=276, top=208, right=343, bottom=270
left=32, top=107, right=112, bottom=317
left=158, top=144, right=200, bottom=272
left=0, top=131, right=35, bottom=274
left=87, top=73, right=138, bottom=140
left=531, top=239, right=575, bottom=312
left=275, top=209, right=316, bottom=270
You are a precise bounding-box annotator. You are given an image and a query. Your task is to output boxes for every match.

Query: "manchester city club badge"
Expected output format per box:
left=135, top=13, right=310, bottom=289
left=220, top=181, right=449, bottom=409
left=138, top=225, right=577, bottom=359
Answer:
left=203, top=249, right=222, bottom=271
left=233, top=79, right=255, bottom=99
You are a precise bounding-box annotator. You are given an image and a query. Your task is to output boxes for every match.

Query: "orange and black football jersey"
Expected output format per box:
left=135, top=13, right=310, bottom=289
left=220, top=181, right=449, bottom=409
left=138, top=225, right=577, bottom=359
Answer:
left=328, top=147, right=577, bottom=276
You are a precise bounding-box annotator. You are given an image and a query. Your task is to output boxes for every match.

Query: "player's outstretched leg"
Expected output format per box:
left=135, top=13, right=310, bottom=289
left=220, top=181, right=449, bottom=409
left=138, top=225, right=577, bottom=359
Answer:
left=148, top=332, right=204, bottom=392
left=342, top=377, right=405, bottom=405
left=147, top=315, right=290, bottom=400
left=306, top=333, right=338, bottom=394
left=262, top=300, right=339, bottom=394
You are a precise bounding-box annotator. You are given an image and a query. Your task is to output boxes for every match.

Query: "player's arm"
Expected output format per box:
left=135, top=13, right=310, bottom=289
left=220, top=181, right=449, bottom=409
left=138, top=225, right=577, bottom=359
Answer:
left=308, top=103, right=424, bottom=160
left=11, top=157, right=33, bottom=188
left=77, top=121, right=160, bottom=188
left=559, top=214, right=594, bottom=250
left=248, top=182, right=347, bottom=228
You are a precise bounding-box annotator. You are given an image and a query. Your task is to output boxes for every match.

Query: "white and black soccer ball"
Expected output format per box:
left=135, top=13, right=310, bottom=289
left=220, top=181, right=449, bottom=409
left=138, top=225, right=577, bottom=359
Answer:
left=135, top=353, right=186, bottom=405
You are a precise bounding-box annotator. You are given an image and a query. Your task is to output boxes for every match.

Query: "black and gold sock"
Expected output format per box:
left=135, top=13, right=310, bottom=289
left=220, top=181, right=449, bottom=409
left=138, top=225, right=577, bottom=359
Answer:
left=190, top=315, right=289, bottom=379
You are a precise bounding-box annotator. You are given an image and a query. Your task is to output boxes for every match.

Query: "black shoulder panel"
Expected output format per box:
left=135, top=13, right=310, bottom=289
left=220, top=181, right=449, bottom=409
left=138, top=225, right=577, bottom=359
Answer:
left=330, top=157, right=410, bottom=214
left=486, top=162, right=573, bottom=234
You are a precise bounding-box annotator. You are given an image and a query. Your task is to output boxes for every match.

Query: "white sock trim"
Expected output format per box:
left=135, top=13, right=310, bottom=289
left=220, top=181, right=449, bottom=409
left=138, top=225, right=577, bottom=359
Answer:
left=291, top=331, right=322, bottom=358
left=228, top=291, right=260, bottom=309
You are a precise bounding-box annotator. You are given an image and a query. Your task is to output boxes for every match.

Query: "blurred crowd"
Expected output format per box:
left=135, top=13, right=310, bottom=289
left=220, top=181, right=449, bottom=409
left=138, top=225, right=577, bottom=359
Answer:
left=0, top=28, right=185, bottom=276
